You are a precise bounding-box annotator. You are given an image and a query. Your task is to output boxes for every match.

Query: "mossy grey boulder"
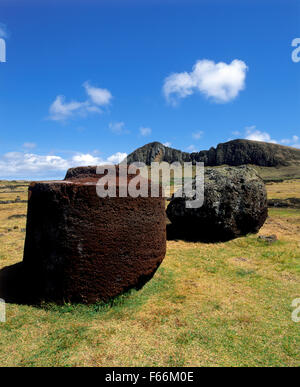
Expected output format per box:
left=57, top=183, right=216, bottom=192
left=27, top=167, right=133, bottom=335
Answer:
left=166, top=165, right=268, bottom=241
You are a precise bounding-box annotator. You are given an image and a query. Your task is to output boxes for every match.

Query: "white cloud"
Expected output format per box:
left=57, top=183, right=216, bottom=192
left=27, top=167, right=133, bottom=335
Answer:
left=49, top=96, right=91, bottom=121
left=49, top=82, right=112, bottom=121
left=192, top=131, right=204, bottom=140
left=0, top=23, right=8, bottom=38
left=163, top=59, right=248, bottom=105
left=71, top=153, right=103, bottom=165
left=139, top=127, right=152, bottom=136
left=232, top=126, right=300, bottom=148
left=107, top=152, right=127, bottom=164
left=186, top=145, right=197, bottom=152
left=109, top=121, right=129, bottom=135
left=245, top=125, right=277, bottom=144
left=83, top=82, right=112, bottom=106
left=163, top=142, right=172, bottom=147
left=0, top=152, right=70, bottom=179
left=0, top=151, right=128, bottom=180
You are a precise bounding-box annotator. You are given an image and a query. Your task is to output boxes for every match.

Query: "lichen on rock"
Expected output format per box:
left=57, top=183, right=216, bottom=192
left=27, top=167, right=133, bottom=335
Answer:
left=166, top=165, right=268, bottom=242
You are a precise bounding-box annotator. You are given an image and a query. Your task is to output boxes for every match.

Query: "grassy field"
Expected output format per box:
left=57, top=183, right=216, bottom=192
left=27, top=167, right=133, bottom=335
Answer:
left=266, top=179, right=300, bottom=200
left=252, top=164, right=300, bottom=182
left=0, top=179, right=299, bottom=367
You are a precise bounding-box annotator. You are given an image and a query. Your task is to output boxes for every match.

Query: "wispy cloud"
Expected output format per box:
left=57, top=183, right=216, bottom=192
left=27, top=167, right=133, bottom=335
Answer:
left=234, top=125, right=300, bottom=148
left=83, top=82, right=112, bottom=106
left=0, top=23, right=8, bottom=38
left=139, top=127, right=152, bottom=137
left=109, top=121, right=129, bottom=135
left=22, top=142, right=36, bottom=149
left=49, top=96, right=89, bottom=121
left=192, top=131, right=204, bottom=140
left=163, top=59, right=248, bottom=105
left=186, top=145, right=197, bottom=152
left=280, top=135, right=299, bottom=147
left=163, top=142, right=172, bottom=147
left=49, top=82, right=112, bottom=121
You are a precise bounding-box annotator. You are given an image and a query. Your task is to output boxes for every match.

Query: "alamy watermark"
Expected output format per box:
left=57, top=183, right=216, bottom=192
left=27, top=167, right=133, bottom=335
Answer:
left=0, top=298, right=5, bottom=323
left=291, top=298, right=300, bottom=323
left=291, top=38, right=300, bottom=63
left=0, top=37, right=6, bottom=63
left=95, top=161, right=204, bottom=208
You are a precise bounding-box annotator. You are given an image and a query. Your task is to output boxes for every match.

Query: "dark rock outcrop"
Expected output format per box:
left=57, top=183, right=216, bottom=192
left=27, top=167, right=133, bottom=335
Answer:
left=64, top=165, right=98, bottom=180
left=23, top=167, right=166, bottom=304
left=258, top=235, right=278, bottom=244
left=267, top=198, right=300, bottom=209
left=0, top=198, right=27, bottom=204
left=166, top=165, right=268, bottom=242
left=126, top=139, right=300, bottom=167
left=126, top=142, right=191, bottom=165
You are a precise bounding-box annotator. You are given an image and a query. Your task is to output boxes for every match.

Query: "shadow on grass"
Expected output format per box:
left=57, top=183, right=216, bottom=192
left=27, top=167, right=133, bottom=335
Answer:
left=166, top=223, right=234, bottom=243
left=0, top=262, right=35, bottom=305
left=0, top=260, right=141, bottom=311
left=0, top=260, right=174, bottom=315
left=40, top=265, right=174, bottom=318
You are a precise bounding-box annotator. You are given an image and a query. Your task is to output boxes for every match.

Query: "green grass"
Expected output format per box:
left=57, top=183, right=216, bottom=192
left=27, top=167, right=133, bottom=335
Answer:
left=252, top=164, right=300, bottom=182
left=0, top=180, right=300, bottom=366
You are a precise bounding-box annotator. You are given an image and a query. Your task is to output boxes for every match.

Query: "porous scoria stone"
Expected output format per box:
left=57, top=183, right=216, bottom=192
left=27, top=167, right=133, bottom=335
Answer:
left=23, top=167, right=166, bottom=303
left=166, top=165, right=268, bottom=242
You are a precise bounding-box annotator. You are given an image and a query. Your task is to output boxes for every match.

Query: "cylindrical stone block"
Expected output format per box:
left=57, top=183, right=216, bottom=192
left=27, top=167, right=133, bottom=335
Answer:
left=23, top=171, right=166, bottom=304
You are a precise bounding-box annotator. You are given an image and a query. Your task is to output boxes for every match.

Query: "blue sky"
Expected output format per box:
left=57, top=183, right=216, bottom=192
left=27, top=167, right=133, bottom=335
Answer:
left=0, top=0, right=299, bottom=179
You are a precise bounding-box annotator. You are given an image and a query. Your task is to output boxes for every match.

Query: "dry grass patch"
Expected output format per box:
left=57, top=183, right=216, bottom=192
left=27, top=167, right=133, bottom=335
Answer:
left=266, top=179, right=300, bottom=199
left=0, top=180, right=299, bottom=366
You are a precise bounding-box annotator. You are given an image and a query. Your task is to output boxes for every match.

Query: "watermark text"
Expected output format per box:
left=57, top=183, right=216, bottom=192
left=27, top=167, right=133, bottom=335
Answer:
left=292, top=298, right=300, bottom=323
left=0, top=298, right=5, bottom=323
left=0, top=38, right=6, bottom=63
left=96, top=162, right=204, bottom=208
left=292, top=38, right=300, bottom=63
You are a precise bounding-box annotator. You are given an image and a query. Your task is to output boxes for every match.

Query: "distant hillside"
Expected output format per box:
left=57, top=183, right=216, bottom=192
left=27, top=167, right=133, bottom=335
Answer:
left=126, top=139, right=300, bottom=168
